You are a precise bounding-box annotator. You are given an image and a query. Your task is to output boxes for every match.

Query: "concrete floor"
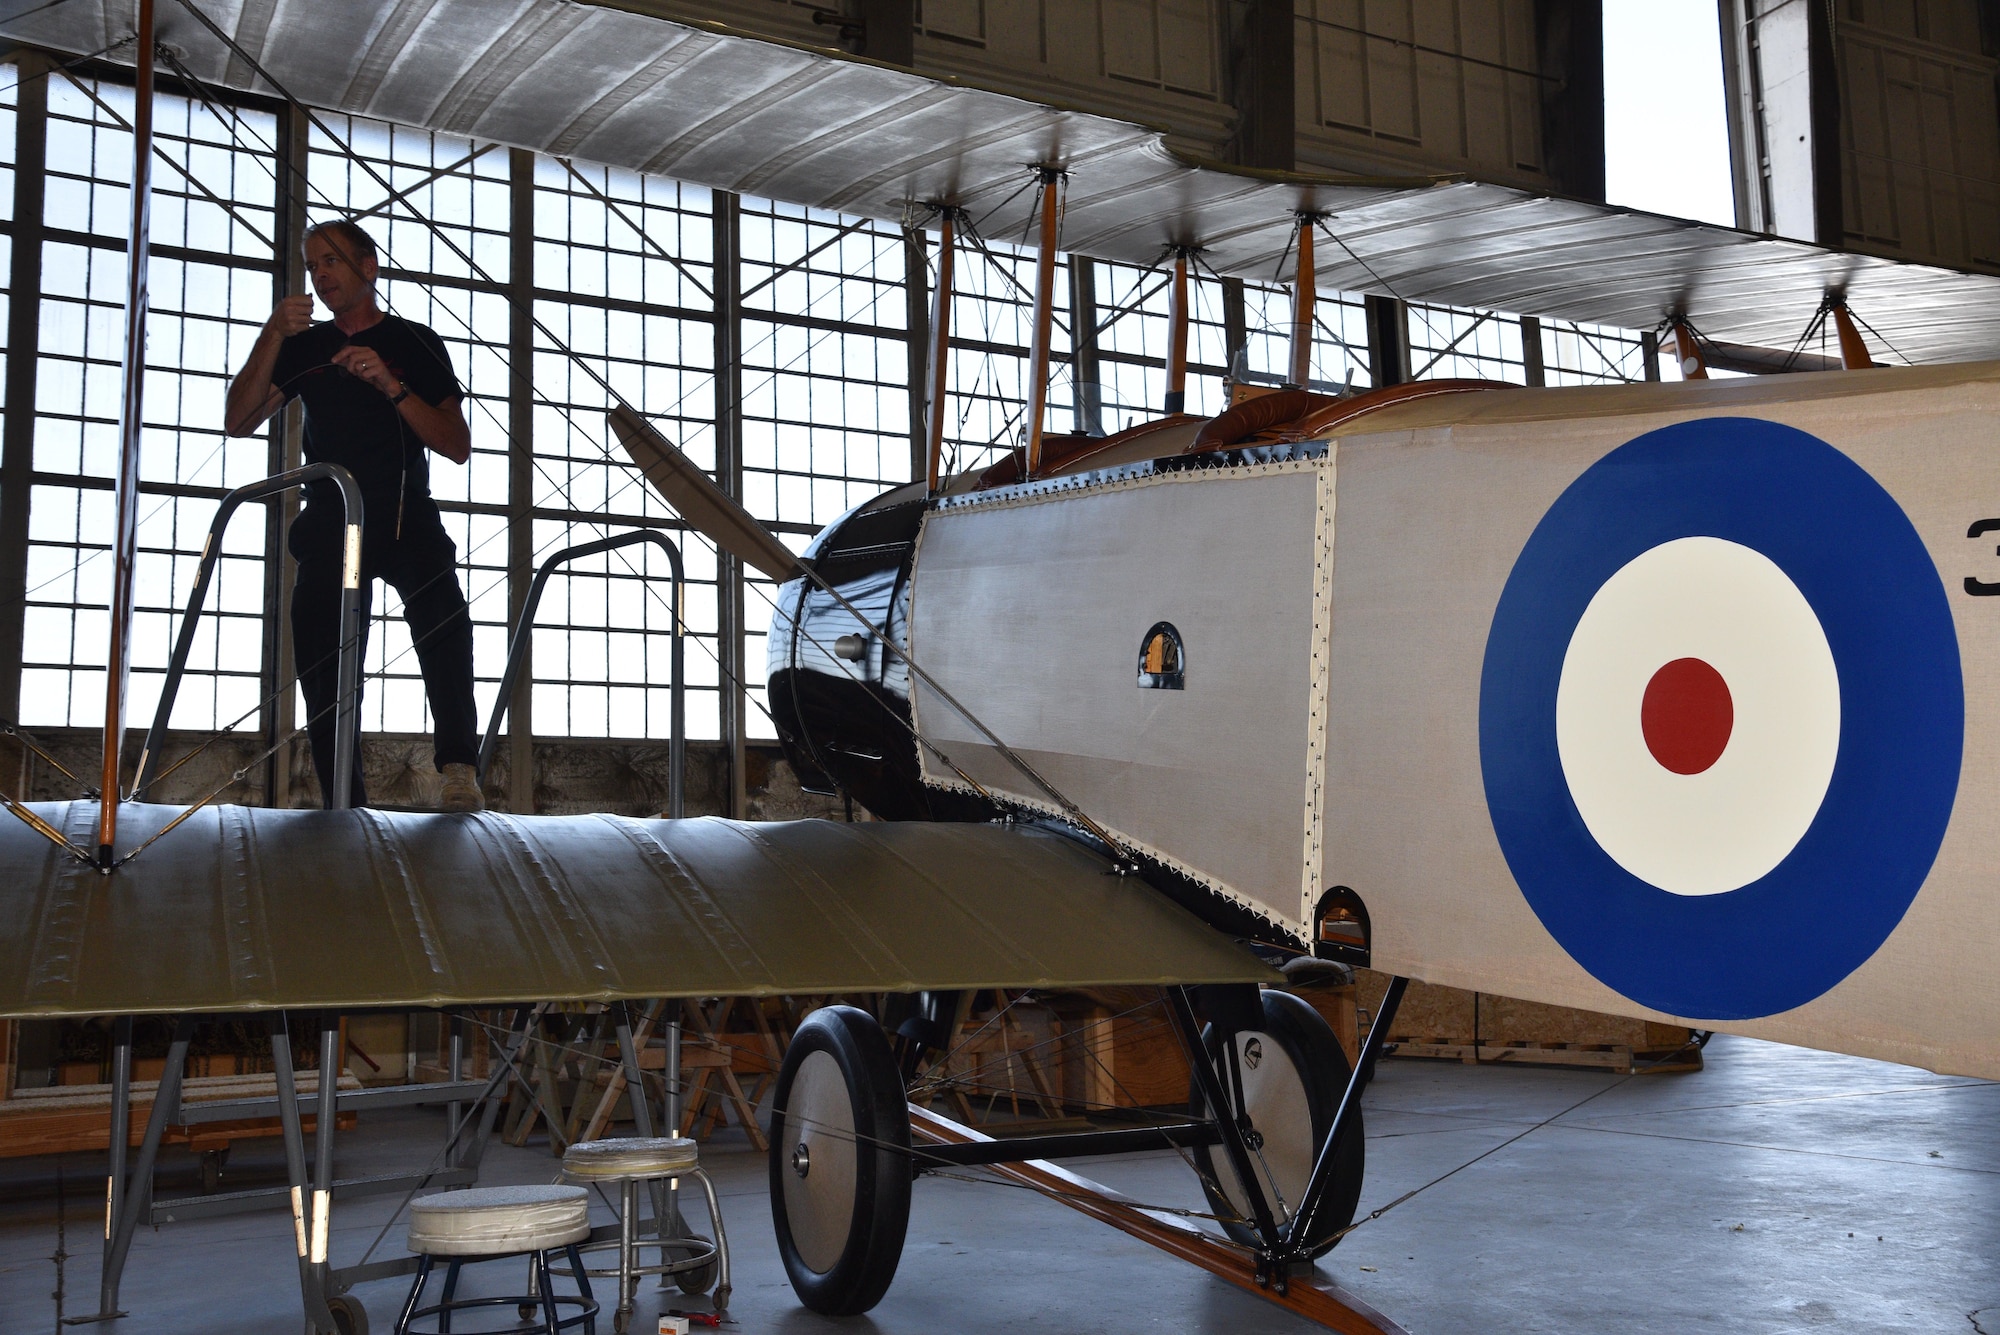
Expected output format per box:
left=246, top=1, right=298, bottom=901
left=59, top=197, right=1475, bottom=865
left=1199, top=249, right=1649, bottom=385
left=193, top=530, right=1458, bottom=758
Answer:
left=0, top=1033, right=1993, bottom=1334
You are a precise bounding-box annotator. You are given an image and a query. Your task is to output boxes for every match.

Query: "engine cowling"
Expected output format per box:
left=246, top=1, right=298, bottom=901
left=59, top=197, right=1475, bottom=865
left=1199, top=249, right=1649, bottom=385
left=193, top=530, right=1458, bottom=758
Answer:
left=765, top=480, right=996, bottom=822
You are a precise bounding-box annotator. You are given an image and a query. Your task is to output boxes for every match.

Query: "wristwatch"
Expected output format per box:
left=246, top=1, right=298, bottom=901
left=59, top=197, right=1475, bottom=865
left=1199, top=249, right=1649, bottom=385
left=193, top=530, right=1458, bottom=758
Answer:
left=389, top=382, right=411, bottom=405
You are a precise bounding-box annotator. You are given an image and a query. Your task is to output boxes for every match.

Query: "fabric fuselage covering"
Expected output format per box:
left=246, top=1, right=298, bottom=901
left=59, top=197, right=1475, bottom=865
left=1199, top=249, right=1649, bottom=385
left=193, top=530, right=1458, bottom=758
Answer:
left=0, top=803, right=1275, bottom=1017
left=909, top=362, right=2000, bottom=1081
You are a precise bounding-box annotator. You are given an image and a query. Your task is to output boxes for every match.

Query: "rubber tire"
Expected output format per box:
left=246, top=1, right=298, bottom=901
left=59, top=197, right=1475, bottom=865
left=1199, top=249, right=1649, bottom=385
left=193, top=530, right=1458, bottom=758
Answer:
left=769, top=1005, right=912, bottom=1315
left=674, top=1251, right=716, bottom=1295
left=323, top=1294, right=369, bottom=1335
left=1189, top=989, right=1364, bottom=1259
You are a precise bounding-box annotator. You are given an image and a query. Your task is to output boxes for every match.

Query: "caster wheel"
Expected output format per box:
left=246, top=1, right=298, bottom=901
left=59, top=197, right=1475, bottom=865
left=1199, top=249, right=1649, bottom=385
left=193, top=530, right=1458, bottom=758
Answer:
left=613, top=1309, right=630, bottom=1334
left=324, top=1293, right=369, bottom=1335
left=769, top=1005, right=911, bottom=1315
left=1190, top=989, right=1364, bottom=1259
left=712, top=1284, right=731, bottom=1312
left=674, top=1252, right=716, bottom=1295
left=517, top=1303, right=539, bottom=1320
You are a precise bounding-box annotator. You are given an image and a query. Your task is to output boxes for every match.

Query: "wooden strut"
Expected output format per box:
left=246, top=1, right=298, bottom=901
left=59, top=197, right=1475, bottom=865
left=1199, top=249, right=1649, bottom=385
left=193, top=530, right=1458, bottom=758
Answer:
left=1667, top=318, right=1707, bottom=379
left=924, top=208, right=957, bottom=494
left=1023, top=167, right=1062, bottom=479
left=1828, top=298, right=1876, bottom=370
left=98, top=0, right=154, bottom=867
left=1290, top=214, right=1318, bottom=389
left=1165, top=248, right=1191, bottom=413
left=909, top=1104, right=1408, bottom=1335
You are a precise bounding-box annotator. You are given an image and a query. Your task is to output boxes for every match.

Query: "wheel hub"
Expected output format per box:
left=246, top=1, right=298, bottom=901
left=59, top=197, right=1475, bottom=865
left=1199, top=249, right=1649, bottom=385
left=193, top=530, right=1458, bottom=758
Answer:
left=792, top=1141, right=812, bottom=1178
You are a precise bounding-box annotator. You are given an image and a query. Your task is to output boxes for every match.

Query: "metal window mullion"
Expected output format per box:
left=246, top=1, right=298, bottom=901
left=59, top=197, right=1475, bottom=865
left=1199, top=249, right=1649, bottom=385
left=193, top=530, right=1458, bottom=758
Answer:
left=1070, top=256, right=1101, bottom=435
left=1221, top=276, right=1247, bottom=376
left=714, top=190, right=745, bottom=817
left=507, top=148, right=535, bottom=813
left=1520, top=314, right=1546, bottom=387
left=0, top=51, right=48, bottom=725
left=37, top=222, right=277, bottom=274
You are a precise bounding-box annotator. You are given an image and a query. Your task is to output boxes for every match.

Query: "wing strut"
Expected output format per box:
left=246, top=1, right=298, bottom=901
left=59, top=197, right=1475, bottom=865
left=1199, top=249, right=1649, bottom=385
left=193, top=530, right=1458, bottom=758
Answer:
left=1024, top=166, right=1064, bottom=479
left=96, top=0, right=154, bottom=868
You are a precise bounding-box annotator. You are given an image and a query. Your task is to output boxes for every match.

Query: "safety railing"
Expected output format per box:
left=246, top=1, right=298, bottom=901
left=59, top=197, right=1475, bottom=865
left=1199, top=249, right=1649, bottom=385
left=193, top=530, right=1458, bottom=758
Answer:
left=477, top=529, right=686, bottom=818
left=134, top=464, right=366, bottom=810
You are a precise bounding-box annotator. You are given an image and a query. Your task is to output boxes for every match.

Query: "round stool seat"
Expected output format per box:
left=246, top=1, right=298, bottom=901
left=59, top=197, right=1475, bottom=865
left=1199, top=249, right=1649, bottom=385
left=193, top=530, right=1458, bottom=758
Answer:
left=407, top=1185, right=591, bottom=1257
left=562, top=1135, right=700, bottom=1180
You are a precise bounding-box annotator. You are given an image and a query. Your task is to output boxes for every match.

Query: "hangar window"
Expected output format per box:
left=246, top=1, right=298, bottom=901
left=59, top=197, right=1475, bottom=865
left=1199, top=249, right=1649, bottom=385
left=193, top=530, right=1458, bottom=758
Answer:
left=22, top=74, right=278, bottom=731
left=1136, top=622, right=1185, bottom=690
left=0, top=48, right=1658, bottom=809
left=1540, top=318, right=1652, bottom=386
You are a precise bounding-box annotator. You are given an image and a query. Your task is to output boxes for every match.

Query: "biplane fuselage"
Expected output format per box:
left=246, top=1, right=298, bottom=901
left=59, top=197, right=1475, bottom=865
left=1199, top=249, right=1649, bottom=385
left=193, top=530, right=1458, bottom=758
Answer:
left=771, top=364, right=2000, bottom=1083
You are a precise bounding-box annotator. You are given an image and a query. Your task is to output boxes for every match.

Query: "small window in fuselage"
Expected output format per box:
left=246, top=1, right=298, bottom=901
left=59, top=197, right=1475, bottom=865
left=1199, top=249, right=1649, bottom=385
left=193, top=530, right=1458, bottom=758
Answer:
left=1137, top=622, right=1185, bottom=689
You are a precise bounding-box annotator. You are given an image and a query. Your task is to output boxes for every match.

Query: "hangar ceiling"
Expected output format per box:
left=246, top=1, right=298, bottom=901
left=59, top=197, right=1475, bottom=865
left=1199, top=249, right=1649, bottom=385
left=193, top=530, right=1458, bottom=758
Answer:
left=4, top=0, right=2000, bottom=364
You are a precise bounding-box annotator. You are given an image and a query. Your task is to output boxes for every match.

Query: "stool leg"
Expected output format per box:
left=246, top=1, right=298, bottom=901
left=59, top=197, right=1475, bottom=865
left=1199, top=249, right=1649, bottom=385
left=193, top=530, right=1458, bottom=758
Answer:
left=617, top=1178, right=637, bottom=1332
left=691, top=1169, right=730, bottom=1311
left=394, top=1254, right=432, bottom=1335
left=439, top=1259, right=462, bottom=1335
left=536, top=1249, right=561, bottom=1335
left=566, top=1244, right=596, bottom=1334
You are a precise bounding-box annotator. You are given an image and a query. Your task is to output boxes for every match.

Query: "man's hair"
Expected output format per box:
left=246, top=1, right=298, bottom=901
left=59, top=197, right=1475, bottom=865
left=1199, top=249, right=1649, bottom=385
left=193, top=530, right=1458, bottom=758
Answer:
left=304, top=218, right=379, bottom=267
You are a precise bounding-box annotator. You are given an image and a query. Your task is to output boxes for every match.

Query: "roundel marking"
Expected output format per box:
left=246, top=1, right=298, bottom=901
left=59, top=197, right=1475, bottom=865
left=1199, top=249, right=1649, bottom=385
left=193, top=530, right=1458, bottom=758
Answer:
left=1555, top=536, right=1841, bottom=897
left=1640, top=659, right=1731, bottom=775
left=1480, top=417, right=1963, bottom=1021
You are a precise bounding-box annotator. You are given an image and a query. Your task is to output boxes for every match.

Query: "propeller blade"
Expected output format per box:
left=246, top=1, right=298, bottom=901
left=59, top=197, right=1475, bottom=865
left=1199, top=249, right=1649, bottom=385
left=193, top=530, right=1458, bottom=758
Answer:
left=608, top=405, right=801, bottom=582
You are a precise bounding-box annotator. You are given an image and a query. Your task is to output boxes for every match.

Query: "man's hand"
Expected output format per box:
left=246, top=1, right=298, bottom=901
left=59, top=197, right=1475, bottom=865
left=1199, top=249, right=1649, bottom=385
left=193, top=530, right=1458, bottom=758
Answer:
left=226, top=297, right=311, bottom=436
left=266, top=294, right=314, bottom=340
left=331, top=343, right=400, bottom=397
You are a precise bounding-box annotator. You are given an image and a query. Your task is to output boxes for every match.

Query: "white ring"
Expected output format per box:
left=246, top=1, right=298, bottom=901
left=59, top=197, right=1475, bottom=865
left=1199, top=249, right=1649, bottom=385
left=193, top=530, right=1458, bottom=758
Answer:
left=1555, top=536, right=1841, bottom=896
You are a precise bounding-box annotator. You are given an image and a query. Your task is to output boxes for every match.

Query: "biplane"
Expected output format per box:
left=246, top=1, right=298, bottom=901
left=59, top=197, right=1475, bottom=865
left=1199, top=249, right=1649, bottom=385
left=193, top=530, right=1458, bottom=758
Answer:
left=3, top=3, right=2000, bottom=1333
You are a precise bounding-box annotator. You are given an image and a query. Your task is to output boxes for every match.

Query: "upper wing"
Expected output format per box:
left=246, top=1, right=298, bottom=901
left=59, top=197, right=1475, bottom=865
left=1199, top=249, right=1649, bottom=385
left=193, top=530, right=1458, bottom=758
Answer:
left=0, top=802, right=1274, bottom=1016
left=4, top=2, right=1996, bottom=363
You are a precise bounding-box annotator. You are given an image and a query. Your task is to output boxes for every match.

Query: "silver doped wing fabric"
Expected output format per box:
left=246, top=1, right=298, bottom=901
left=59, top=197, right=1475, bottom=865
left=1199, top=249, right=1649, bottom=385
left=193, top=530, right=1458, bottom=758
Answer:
left=0, top=803, right=1275, bottom=1017
left=407, top=1186, right=592, bottom=1256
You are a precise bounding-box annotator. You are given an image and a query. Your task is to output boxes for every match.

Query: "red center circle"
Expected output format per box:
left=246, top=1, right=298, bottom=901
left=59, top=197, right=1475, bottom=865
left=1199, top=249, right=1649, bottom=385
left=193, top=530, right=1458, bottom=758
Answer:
left=1641, top=657, right=1734, bottom=775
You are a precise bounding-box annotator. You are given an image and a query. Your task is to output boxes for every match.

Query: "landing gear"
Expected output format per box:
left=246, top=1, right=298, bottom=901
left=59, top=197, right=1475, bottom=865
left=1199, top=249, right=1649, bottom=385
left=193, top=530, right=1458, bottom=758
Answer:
left=768, top=1006, right=912, bottom=1315
left=1190, top=989, right=1364, bottom=1259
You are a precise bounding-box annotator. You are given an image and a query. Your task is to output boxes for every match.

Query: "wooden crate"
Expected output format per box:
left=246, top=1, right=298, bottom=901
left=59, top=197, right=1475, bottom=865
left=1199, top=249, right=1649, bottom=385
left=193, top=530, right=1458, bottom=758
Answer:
left=1354, top=970, right=1703, bottom=1075
left=1046, top=989, right=1190, bottom=1111
left=0, top=1069, right=361, bottom=1159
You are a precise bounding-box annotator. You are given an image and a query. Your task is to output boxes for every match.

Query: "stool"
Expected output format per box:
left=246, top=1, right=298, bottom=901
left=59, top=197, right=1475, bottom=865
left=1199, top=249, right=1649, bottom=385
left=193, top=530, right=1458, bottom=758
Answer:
left=394, top=1184, right=598, bottom=1335
left=562, top=1136, right=731, bottom=1333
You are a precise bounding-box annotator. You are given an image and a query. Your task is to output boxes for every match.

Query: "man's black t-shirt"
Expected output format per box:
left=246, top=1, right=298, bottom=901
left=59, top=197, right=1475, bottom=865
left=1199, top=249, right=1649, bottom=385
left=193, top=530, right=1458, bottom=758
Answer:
left=271, top=315, right=462, bottom=516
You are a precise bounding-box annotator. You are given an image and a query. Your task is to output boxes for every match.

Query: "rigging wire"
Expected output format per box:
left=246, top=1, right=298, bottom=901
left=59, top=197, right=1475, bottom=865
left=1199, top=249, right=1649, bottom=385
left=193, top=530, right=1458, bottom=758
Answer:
left=40, top=12, right=1125, bottom=870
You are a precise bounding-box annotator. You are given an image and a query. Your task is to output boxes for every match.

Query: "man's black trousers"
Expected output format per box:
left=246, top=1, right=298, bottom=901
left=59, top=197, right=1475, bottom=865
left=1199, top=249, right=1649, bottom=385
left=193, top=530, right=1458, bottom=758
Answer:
left=289, top=499, right=479, bottom=809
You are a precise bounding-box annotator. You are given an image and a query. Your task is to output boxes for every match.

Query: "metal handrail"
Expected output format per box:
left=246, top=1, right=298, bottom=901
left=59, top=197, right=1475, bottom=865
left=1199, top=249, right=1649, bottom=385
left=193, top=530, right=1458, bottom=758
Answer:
left=134, top=464, right=366, bottom=809
left=477, top=530, right=685, bottom=818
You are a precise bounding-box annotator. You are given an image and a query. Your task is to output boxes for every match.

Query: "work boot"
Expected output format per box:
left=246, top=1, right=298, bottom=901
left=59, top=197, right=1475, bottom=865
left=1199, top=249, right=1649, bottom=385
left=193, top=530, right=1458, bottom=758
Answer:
left=439, top=762, right=484, bottom=813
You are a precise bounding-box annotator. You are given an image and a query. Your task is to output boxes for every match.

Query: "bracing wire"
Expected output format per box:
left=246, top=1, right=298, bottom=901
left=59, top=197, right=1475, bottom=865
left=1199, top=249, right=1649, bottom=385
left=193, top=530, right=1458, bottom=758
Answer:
left=32, top=12, right=1122, bottom=869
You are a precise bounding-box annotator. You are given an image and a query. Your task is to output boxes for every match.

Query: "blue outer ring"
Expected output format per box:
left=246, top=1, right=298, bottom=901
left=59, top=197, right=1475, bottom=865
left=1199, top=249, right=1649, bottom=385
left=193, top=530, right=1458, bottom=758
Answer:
left=1479, top=417, right=1962, bottom=1020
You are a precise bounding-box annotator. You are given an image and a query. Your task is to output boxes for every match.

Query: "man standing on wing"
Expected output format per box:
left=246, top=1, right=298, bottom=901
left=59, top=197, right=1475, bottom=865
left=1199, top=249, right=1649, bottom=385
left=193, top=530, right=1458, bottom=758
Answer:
left=225, top=219, right=484, bottom=812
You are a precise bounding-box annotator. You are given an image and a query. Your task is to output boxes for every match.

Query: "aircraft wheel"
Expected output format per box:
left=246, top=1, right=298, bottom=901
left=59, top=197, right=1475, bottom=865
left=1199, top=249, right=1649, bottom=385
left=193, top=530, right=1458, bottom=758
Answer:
left=322, top=1293, right=368, bottom=1335
left=769, top=1005, right=911, bottom=1314
left=1190, top=988, right=1364, bottom=1259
